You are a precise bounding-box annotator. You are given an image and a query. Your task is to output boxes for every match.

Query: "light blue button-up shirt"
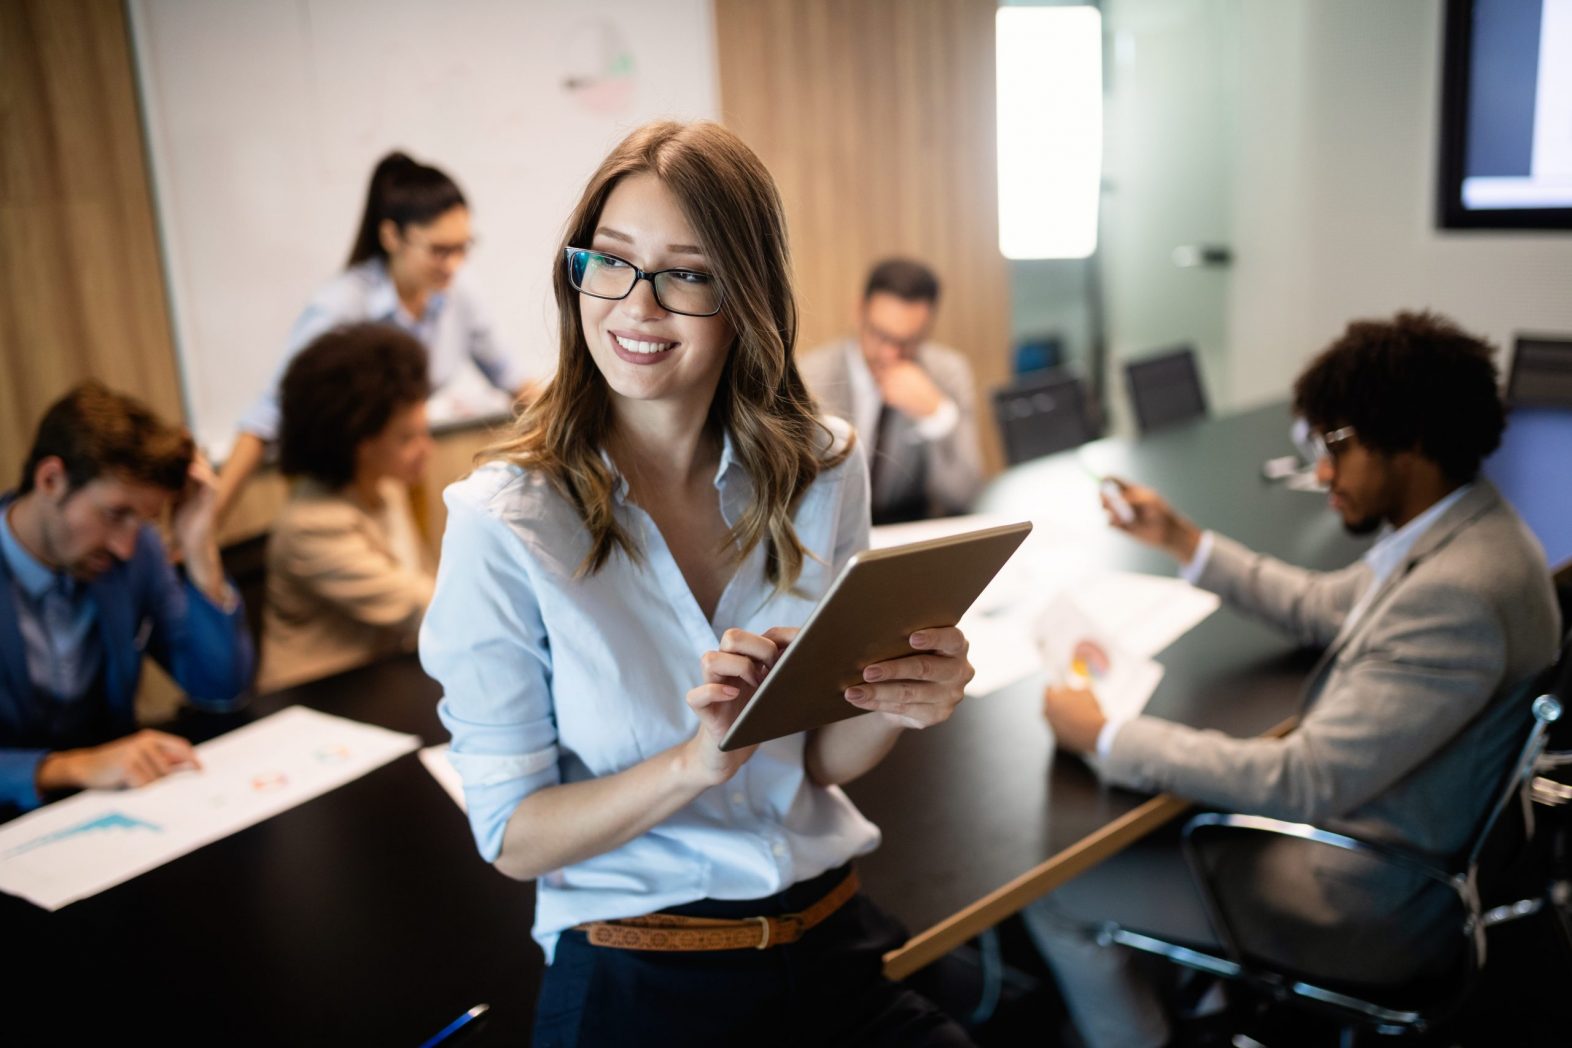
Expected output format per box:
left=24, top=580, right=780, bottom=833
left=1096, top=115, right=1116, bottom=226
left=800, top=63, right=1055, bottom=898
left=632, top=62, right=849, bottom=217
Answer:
left=238, top=258, right=530, bottom=441
left=0, top=507, right=102, bottom=703
left=422, top=418, right=880, bottom=961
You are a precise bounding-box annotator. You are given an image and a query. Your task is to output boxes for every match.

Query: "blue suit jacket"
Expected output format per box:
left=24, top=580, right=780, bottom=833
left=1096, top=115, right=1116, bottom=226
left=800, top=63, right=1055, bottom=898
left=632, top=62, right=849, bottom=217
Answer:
left=0, top=494, right=255, bottom=810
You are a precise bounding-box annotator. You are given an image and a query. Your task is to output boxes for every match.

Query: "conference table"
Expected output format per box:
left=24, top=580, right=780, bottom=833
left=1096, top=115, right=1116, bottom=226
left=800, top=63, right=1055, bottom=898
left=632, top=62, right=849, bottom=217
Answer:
left=3, top=403, right=1369, bottom=1045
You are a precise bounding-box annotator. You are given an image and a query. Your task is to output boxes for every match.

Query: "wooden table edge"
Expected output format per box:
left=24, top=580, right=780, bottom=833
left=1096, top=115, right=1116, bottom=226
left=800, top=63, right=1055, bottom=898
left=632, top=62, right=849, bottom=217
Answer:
left=881, top=715, right=1298, bottom=980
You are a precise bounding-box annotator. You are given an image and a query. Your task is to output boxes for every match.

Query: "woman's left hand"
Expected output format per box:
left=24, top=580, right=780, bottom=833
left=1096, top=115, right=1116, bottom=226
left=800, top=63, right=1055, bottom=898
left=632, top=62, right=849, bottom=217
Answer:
left=845, top=626, right=973, bottom=730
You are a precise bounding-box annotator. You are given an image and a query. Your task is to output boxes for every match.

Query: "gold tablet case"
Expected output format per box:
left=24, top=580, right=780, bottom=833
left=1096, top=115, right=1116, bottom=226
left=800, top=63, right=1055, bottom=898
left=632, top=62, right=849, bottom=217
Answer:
left=719, top=521, right=1032, bottom=751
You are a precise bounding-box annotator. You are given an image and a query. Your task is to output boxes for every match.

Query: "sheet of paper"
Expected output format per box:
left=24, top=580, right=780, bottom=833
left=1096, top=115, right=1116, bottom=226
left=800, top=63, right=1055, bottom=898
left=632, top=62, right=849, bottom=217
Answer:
left=957, top=608, right=1040, bottom=697
left=419, top=743, right=466, bottom=811
left=1034, top=594, right=1165, bottom=725
left=0, top=706, right=419, bottom=911
left=1072, top=572, right=1221, bottom=659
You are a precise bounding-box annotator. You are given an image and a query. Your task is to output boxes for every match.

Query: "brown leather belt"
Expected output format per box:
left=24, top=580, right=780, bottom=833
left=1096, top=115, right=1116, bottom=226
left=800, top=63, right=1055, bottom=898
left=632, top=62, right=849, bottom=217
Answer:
left=575, top=870, right=859, bottom=952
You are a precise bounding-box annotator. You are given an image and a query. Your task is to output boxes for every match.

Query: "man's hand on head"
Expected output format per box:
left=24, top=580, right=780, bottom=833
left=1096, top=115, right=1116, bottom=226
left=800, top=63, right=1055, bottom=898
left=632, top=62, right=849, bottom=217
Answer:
left=169, top=454, right=229, bottom=604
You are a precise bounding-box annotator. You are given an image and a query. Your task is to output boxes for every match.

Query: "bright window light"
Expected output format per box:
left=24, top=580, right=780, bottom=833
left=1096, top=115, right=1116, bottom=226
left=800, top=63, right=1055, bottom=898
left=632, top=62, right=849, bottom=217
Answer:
left=996, top=6, right=1103, bottom=259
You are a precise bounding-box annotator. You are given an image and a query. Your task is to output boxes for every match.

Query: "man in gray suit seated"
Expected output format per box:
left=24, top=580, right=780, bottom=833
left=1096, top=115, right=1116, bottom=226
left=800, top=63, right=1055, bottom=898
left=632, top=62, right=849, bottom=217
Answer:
left=798, top=259, right=983, bottom=524
left=1030, top=311, right=1561, bottom=1048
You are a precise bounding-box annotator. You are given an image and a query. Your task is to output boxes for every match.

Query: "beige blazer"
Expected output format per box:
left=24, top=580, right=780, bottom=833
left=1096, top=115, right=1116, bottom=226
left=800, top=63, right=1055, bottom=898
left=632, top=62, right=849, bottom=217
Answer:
left=258, top=478, right=435, bottom=691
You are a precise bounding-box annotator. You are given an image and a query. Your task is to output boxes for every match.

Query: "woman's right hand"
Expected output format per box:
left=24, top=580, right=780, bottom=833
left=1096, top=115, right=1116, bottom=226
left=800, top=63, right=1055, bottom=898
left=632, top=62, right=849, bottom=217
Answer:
left=1100, top=477, right=1202, bottom=564
left=682, top=627, right=795, bottom=786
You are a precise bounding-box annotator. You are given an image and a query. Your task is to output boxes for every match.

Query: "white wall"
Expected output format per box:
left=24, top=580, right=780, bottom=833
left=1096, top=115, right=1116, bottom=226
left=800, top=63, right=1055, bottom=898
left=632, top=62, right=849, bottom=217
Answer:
left=1226, top=0, right=1572, bottom=409
left=130, top=0, right=719, bottom=458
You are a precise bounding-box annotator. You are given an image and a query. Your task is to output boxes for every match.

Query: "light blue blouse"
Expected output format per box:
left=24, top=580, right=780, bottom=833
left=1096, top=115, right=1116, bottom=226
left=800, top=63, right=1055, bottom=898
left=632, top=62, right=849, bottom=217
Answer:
left=421, top=418, right=880, bottom=961
left=238, top=259, right=530, bottom=441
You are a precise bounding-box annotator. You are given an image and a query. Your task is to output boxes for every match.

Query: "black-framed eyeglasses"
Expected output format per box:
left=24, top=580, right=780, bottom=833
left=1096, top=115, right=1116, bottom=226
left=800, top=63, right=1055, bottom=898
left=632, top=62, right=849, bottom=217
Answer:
left=1292, top=420, right=1357, bottom=464
left=563, top=247, right=724, bottom=317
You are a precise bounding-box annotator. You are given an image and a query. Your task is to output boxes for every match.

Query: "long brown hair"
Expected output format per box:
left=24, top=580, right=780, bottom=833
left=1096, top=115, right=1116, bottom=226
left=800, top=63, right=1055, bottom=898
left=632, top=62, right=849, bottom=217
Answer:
left=484, top=121, right=849, bottom=591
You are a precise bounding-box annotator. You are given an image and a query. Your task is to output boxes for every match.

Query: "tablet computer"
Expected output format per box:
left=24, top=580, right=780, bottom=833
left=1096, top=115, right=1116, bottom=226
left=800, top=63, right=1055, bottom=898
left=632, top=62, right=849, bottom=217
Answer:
left=718, top=520, right=1032, bottom=751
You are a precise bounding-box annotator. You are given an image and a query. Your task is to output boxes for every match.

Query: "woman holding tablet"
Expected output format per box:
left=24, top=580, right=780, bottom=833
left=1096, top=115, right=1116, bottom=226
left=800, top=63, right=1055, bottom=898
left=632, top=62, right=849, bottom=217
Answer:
left=421, top=122, right=976, bottom=1046
left=214, top=151, right=535, bottom=523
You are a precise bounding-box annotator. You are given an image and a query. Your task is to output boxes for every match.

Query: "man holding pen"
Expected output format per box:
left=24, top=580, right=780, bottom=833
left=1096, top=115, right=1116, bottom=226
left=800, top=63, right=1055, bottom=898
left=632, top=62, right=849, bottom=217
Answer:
left=1030, top=312, right=1560, bottom=1047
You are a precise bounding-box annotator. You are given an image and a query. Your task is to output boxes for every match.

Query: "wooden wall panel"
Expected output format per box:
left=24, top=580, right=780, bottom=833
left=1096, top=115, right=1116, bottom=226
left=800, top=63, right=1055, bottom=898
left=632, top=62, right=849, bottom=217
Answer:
left=714, top=0, right=1010, bottom=472
left=0, top=0, right=183, bottom=473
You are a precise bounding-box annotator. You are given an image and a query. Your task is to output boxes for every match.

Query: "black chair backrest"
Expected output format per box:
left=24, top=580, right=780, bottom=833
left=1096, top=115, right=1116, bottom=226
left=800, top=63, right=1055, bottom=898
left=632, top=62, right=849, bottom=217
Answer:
left=1507, top=335, right=1572, bottom=409
left=1125, top=346, right=1207, bottom=434
left=991, top=370, right=1095, bottom=465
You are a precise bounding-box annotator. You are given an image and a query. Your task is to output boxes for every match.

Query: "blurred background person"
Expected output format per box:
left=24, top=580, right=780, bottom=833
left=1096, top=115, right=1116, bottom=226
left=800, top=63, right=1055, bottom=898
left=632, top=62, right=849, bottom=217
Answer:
left=799, top=259, right=984, bottom=524
left=257, top=323, right=436, bottom=691
left=1, top=383, right=253, bottom=814
left=215, top=150, right=536, bottom=525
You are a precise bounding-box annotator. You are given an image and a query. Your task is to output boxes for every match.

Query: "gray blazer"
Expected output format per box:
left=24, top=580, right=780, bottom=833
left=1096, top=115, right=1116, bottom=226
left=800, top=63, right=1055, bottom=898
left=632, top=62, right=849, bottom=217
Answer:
left=1107, top=481, right=1558, bottom=854
left=1101, top=482, right=1559, bottom=964
left=798, top=339, right=983, bottom=521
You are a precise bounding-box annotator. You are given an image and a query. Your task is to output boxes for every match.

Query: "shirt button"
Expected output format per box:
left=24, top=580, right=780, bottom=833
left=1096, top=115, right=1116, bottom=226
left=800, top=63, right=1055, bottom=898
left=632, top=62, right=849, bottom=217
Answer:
left=771, top=841, right=787, bottom=858
left=730, top=791, right=746, bottom=806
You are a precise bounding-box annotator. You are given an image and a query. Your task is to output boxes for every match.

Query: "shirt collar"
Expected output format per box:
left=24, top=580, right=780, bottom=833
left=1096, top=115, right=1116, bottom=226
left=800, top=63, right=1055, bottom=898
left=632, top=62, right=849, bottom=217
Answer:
left=712, top=426, right=740, bottom=490
left=598, top=427, right=745, bottom=505
left=0, top=503, right=59, bottom=601
left=360, top=258, right=447, bottom=325
left=1362, top=483, right=1472, bottom=585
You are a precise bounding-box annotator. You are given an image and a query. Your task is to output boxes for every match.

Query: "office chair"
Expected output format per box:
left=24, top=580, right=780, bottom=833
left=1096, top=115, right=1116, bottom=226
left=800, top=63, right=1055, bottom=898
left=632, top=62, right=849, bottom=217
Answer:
left=1530, top=629, right=1572, bottom=947
left=1124, top=346, right=1207, bottom=434
left=1507, top=335, right=1572, bottom=409
left=991, top=370, right=1096, bottom=466
left=1102, top=643, right=1571, bottom=1040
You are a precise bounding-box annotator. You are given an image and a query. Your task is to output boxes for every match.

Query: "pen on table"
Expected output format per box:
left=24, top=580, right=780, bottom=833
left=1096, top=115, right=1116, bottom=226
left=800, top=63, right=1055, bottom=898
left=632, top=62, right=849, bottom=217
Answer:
left=418, top=1003, right=490, bottom=1048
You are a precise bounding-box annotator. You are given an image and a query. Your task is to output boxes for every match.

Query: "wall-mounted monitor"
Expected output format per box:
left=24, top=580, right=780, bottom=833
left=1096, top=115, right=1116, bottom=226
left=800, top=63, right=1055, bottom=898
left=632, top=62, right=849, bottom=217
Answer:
left=1437, top=0, right=1572, bottom=230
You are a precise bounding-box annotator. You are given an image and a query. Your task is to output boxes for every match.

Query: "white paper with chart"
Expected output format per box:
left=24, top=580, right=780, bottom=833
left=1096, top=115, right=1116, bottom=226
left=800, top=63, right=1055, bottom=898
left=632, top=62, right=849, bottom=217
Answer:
left=0, top=706, right=419, bottom=910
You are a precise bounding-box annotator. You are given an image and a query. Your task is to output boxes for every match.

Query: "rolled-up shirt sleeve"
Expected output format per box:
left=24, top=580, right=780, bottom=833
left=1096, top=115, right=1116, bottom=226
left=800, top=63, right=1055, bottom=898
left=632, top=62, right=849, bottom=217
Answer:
left=422, top=489, right=558, bottom=862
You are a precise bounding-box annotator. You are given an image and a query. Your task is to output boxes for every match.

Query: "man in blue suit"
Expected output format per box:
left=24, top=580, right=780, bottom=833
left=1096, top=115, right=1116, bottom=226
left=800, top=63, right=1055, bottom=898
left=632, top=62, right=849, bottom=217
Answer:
left=1, top=382, right=254, bottom=814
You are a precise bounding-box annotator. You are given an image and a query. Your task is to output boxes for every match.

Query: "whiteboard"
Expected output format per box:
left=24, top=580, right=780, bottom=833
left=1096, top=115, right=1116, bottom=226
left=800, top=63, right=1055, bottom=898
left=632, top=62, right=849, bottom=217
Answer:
left=130, top=0, right=719, bottom=457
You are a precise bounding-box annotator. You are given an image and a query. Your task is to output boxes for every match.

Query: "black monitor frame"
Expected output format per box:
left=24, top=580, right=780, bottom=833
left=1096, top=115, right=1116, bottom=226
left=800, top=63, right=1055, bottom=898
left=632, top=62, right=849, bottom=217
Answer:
left=1437, top=0, right=1572, bottom=232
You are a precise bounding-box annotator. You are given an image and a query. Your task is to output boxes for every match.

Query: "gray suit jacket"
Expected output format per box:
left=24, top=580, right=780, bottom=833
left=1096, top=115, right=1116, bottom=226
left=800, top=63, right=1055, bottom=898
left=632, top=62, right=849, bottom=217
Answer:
left=1102, top=482, right=1559, bottom=965
left=1105, top=481, right=1558, bottom=855
left=798, top=339, right=983, bottom=521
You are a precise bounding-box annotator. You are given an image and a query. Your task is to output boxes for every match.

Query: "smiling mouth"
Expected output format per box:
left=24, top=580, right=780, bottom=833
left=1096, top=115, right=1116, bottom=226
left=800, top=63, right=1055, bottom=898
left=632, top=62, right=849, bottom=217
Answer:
left=614, top=334, right=677, bottom=355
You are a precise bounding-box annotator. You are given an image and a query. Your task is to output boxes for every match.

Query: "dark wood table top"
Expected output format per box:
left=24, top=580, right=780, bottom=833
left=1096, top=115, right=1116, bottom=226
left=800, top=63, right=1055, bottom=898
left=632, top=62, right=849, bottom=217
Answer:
left=849, top=403, right=1371, bottom=976
left=4, top=660, right=543, bottom=1046
left=2, top=402, right=1369, bottom=1041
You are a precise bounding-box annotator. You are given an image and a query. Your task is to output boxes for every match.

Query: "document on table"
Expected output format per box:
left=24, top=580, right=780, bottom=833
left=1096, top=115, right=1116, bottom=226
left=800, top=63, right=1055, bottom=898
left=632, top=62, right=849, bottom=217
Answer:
left=949, top=570, right=1218, bottom=698
left=1034, top=594, right=1165, bottom=725
left=867, top=513, right=1221, bottom=698
left=0, top=706, right=419, bottom=911
left=420, top=743, right=466, bottom=811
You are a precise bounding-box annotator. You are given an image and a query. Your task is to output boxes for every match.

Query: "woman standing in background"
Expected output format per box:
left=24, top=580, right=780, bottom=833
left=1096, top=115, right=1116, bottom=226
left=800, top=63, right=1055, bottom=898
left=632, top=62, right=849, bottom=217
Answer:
left=214, top=151, right=535, bottom=524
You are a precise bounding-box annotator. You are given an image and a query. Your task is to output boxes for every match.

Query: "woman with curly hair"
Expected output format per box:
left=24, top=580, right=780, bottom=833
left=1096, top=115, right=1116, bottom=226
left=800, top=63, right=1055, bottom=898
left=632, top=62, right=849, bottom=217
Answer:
left=259, top=322, right=435, bottom=690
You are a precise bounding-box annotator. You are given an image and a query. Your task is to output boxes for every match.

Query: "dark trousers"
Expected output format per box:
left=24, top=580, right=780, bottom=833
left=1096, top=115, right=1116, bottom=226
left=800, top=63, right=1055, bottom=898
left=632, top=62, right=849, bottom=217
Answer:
left=532, top=864, right=975, bottom=1047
